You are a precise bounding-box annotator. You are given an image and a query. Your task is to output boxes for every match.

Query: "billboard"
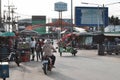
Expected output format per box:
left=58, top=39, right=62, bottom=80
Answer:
left=75, top=7, right=108, bottom=27
left=55, top=2, right=67, bottom=11
left=32, top=16, right=46, bottom=34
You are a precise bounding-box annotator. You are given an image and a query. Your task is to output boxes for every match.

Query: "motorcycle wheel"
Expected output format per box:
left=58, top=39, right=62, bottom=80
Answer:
left=43, top=63, right=48, bottom=75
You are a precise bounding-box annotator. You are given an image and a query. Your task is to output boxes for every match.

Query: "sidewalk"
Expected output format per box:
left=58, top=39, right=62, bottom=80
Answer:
left=0, top=60, right=54, bottom=80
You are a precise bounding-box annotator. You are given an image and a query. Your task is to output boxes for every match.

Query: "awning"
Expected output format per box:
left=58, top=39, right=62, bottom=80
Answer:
left=20, top=30, right=38, bottom=36
left=0, top=32, right=15, bottom=37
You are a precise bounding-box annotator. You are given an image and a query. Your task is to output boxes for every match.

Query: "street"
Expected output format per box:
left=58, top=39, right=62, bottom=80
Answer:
left=1, top=48, right=120, bottom=80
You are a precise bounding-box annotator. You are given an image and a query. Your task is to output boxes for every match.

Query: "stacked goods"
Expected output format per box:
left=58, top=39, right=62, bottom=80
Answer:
left=17, top=42, right=31, bottom=62
left=20, top=51, right=31, bottom=62
left=17, top=42, right=30, bottom=50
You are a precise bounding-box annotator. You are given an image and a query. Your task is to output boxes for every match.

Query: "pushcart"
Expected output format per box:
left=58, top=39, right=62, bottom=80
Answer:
left=57, top=40, right=77, bottom=56
left=58, top=46, right=77, bottom=56
left=17, top=42, right=31, bottom=62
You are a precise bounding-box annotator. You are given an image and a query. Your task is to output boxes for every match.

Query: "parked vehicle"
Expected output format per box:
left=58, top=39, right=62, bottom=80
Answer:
left=1, top=48, right=21, bottom=66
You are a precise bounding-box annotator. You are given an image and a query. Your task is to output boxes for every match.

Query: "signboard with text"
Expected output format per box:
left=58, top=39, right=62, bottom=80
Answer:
left=32, top=16, right=46, bottom=34
left=55, top=2, right=67, bottom=11
left=75, top=7, right=108, bottom=27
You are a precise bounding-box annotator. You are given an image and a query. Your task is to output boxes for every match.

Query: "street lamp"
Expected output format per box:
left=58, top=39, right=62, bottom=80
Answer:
left=71, top=0, right=73, bottom=33
left=0, top=0, right=1, bottom=19
left=81, top=2, right=120, bottom=32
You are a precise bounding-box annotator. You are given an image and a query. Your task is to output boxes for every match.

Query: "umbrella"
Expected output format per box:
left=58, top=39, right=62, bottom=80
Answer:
left=0, top=32, right=15, bottom=37
left=20, top=30, right=38, bottom=36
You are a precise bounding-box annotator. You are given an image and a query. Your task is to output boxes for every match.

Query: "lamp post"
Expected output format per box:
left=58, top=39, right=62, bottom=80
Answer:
left=0, top=0, right=1, bottom=20
left=71, top=0, right=73, bottom=33
left=81, top=2, right=120, bottom=32
left=4, top=0, right=14, bottom=32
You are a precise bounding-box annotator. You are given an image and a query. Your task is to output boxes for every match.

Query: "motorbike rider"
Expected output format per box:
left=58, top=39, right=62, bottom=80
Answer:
left=42, top=39, right=56, bottom=67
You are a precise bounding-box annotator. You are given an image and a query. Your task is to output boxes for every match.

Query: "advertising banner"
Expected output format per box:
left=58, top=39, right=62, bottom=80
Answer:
left=75, top=7, right=108, bottom=27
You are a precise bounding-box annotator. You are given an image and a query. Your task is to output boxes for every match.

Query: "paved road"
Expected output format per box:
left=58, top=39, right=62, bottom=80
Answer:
left=1, top=41, right=120, bottom=80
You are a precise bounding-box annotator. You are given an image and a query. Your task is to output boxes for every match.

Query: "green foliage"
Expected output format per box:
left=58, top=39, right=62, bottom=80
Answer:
left=109, top=15, right=120, bottom=25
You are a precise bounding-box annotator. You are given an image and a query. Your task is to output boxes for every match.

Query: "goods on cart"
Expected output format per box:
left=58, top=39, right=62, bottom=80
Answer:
left=17, top=42, right=30, bottom=50
left=17, top=42, right=31, bottom=62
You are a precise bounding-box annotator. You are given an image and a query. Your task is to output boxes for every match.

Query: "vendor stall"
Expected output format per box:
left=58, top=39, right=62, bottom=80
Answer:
left=0, top=32, right=15, bottom=61
left=17, top=41, right=31, bottom=62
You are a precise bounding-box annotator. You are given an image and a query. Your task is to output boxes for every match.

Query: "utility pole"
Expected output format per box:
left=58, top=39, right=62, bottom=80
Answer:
left=71, top=0, right=73, bottom=33
left=0, top=0, right=2, bottom=28
left=14, top=16, right=20, bottom=31
left=4, top=0, right=14, bottom=32
left=11, top=7, right=17, bottom=31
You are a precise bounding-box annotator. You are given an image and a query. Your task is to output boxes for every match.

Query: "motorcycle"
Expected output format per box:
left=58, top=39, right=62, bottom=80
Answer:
left=1, top=48, right=21, bottom=67
left=42, top=51, right=56, bottom=75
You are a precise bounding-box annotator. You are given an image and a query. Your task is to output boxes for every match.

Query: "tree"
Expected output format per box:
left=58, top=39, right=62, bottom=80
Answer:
left=109, top=15, right=120, bottom=25
left=109, top=15, right=120, bottom=32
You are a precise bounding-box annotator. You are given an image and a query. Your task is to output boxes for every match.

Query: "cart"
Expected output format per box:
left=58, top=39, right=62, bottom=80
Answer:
left=58, top=46, right=77, bottom=56
left=17, top=42, right=31, bottom=62
left=57, top=40, right=77, bottom=56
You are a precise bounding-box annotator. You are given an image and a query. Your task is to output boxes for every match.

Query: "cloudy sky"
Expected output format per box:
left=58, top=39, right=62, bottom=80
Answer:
left=2, top=0, right=120, bottom=20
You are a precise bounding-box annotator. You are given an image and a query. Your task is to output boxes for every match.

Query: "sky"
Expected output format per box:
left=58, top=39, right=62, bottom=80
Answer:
left=1, top=0, right=120, bottom=21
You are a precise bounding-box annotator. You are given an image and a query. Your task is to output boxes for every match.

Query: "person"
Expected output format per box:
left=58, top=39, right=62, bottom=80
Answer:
left=30, top=37, right=36, bottom=61
left=35, top=39, right=42, bottom=61
left=39, top=38, right=45, bottom=59
left=42, top=39, right=56, bottom=67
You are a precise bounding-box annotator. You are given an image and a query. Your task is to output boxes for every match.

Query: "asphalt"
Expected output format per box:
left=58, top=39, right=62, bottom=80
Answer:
left=1, top=41, right=120, bottom=80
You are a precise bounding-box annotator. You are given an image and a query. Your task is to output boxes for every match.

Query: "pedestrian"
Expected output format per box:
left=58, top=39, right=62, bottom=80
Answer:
left=35, top=39, right=42, bottom=61
left=39, top=38, right=45, bottom=59
left=30, top=37, right=36, bottom=61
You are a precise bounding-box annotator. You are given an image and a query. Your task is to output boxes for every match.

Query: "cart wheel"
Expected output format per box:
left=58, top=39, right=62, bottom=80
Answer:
left=72, top=49, right=77, bottom=56
left=73, top=53, right=76, bottom=56
left=115, top=53, right=119, bottom=55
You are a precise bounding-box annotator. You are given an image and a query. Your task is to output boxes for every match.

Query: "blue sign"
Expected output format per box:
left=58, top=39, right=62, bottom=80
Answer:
left=55, top=2, right=67, bottom=11
left=75, top=7, right=108, bottom=27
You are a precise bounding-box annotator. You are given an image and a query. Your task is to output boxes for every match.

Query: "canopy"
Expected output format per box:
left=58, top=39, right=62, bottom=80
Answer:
left=60, top=27, right=87, bottom=34
left=62, top=33, right=79, bottom=41
left=73, top=27, right=86, bottom=33
left=20, top=30, right=38, bottom=36
left=0, top=32, right=15, bottom=37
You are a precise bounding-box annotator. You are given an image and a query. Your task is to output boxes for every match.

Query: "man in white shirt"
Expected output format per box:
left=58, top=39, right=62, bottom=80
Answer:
left=30, top=37, right=36, bottom=61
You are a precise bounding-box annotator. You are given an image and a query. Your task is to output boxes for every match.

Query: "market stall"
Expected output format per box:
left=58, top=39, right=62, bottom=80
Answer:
left=0, top=32, right=15, bottom=62
left=17, top=41, right=31, bottom=62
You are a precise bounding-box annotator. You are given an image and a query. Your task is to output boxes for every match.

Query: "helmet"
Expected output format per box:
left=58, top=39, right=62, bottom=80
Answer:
left=45, top=39, right=51, bottom=44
